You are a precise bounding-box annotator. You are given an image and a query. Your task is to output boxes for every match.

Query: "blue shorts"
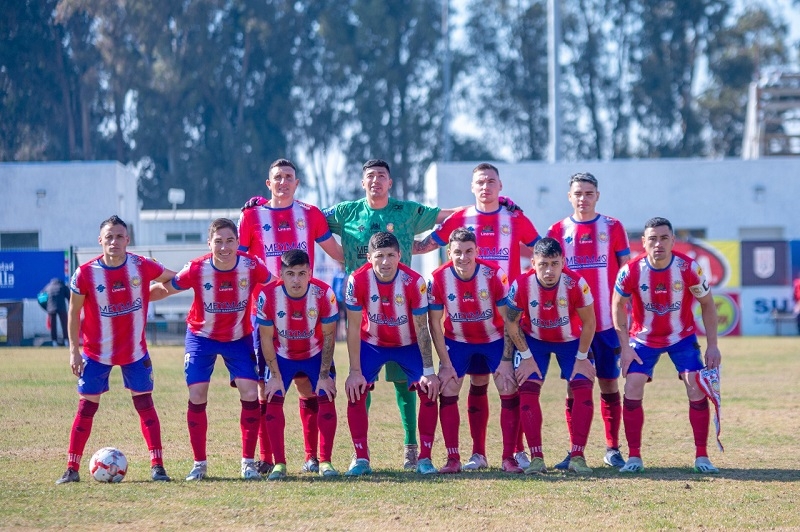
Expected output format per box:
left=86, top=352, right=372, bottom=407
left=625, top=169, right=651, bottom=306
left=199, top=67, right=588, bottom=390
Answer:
left=184, top=332, right=258, bottom=386
left=78, top=353, right=155, bottom=395
left=627, top=335, right=704, bottom=379
left=591, top=328, right=621, bottom=380
left=360, top=341, right=424, bottom=387
left=268, top=354, right=332, bottom=397
left=446, top=337, right=503, bottom=378
left=516, top=337, right=593, bottom=382
left=256, top=322, right=336, bottom=383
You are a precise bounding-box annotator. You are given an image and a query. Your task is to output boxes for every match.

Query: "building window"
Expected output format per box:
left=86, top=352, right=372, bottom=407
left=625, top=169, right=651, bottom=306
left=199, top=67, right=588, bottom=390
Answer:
left=0, top=232, right=39, bottom=250
left=166, top=232, right=203, bottom=243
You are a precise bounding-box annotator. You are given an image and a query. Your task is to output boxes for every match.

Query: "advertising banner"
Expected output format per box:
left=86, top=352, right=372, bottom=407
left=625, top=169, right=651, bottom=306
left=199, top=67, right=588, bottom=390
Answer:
left=0, top=251, right=68, bottom=300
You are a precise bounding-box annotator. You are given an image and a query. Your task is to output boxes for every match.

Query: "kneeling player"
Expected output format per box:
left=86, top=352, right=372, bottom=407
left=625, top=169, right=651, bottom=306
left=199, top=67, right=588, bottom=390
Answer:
left=344, top=232, right=441, bottom=476
left=500, top=237, right=597, bottom=474
left=427, top=228, right=523, bottom=473
left=151, top=218, right=272, bottom=481
left=257, top=249, right=340, bottom=479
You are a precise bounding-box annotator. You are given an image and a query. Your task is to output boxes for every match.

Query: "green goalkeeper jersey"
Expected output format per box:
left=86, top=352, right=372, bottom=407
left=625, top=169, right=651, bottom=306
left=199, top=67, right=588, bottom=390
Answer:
left=325, top=197, right=440, bottom=274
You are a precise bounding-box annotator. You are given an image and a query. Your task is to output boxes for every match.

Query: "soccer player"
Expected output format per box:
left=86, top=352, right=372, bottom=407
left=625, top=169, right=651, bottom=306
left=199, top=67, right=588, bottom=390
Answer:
left=56, top=215, right=176, bottom=484
left=612, top=217, right=721, bottom=474
left=150, top=218, right=272, bottom=481
left=239, top=158, right=343, bottom=475
left=427, top=228, right=523, bottom=474
left=256, top=249, right=340, bottom=480
left=546, top=172, right=630, bottom=469
left=414, top=162, right=540, bottom=470
left=499, top=237, right=597, bottom=475
left=343, top=232, right=441, bottom=476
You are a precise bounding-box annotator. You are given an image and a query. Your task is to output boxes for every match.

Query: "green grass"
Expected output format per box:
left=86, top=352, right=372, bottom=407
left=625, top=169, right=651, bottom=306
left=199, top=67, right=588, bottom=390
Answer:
left=1, top=337, right=799, bottom=529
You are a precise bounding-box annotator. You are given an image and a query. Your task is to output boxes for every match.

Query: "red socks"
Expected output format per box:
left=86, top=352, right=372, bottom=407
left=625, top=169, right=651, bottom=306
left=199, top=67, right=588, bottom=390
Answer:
left=689, top=398, right=710, bottom=457
left=258, top=400, right=273, bottom=463
left=132, top=393, right=164, bottom=466
left=67, top=399, right=99, bottom=471
left=347, top=393, right=370, bottom=460
left=519, top=381, right=543, bottom=457
left=416, top=388, right=439, bottom=460
left=265, top=395, right=286, bottom=464
left=600, top=390, right=622, bottom=449
left=568, top=380, right=594, bottom=457
left=439, top=395, right=460, bottom=460
left=622, top=396, right=644, bottom=458
left=317, top=394, right=337, bottom=463
left=467, top=383, right=489, bottom=456
left=500, top=393, right=521, bottom=460
left=240, top=399, right=260, bottom=460
left=187, top=401, right=208, bottom=462
left=299, top=396, right=319, bottom=461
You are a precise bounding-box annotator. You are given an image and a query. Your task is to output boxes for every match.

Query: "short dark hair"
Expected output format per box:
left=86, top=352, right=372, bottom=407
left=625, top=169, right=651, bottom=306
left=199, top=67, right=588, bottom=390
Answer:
left=449, top=227, right=476, bottom=245
left=362, top=159, right=390, bottom=174
left=100, top=215, right=127, bottom=231
left=533, top=237, right=563, bottom=258
left=281, top=249, right=310, bottom=269
left=269, top=158, right=296, bottom=172
left=644, top=217, right=673, bottom=233
left=368, top=231, right=400, bottom=253
left=568, top=172, right=598, bottom=188
left=473, top=162, right=499, bottom=175
left=208, top=218, right=238, bottom=239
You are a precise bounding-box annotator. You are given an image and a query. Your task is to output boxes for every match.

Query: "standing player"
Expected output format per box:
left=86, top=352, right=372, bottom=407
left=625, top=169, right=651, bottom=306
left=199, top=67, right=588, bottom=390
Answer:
left=612, top=217, right=721, bottom=474
left=343, top=232, right=441, bottom=475
left=150, top=218, right=272, bottom=481
left=546, top=172, right=630, bottom=469
left=257, top=249, right=340, bottom=480
left=56, top=215, right=176, bottom=484
left=239, top=158, right=343, bottom=475
left=500, top=237, right=597, bottom=474
left=414, top=162, right=540, bottom=470
left=427, top=228, right=523, bottom=474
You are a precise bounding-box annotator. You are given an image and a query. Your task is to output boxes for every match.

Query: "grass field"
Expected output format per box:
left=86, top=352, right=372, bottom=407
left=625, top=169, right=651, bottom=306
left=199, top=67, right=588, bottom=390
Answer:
left=1, top=336, right=799, bottom=530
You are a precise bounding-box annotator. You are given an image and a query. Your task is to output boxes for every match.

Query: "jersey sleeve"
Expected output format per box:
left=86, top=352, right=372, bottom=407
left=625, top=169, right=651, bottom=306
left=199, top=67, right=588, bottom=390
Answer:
left=69, top=268, right=85, bottom=296
left=506, top=279, right=523, bottom=312
left=610, top=219, right=631, bottom=258
left=615, top=264, right=633, bottom=297
left=171, top=261, right=194, bottom=291
left=426, top=276, right=444, bottom=310
left=431, top=212, right=459, bottom=246
left=344, top=273, right=361, bottom=310
left=409, top=201, right=440, bottom=234
left=688, top=260, right=711, bottom=299
left=492, top=267, right=510, bottom=305
left=320, top=285, right=340, bottom=323
left=574, top=276, right=594, bottom=308
left=237, top=209, right=255, bottom=251
left=518, top=213, right=541, bottom=247
left=410, top=276, right=429, bottom=315
left=255, top=286, right=273, bottom=326
left=308, top=205, right=334, bottom=243
left=323, top=203, right=343, bottom=235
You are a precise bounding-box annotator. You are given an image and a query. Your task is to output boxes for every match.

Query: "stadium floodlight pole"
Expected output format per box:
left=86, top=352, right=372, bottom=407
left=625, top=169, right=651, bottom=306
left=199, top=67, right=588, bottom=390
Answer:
left=441, top=0, right=452, bottom=163
left=547, top=0, right=562, bottom=163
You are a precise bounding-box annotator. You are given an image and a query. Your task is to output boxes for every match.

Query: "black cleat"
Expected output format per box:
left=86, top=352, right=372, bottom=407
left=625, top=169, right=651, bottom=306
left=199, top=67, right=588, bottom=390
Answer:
left=56, top=468, right=80, bottom=484
left=151, top=465, right=171, bottom=482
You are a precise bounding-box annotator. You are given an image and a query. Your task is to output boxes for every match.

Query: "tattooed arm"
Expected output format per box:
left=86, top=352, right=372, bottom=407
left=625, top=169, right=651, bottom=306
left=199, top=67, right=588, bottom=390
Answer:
left=316, top=321, right=337, bottom=398
left=414, top=311, right=440, bottom=399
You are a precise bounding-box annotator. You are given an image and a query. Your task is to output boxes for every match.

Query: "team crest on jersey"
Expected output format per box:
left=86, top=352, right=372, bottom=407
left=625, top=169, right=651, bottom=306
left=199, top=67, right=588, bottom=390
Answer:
left=672, top=280, right=684, bottom=292
left=654, top=283, right=667, bottom=294
left=501, top=224, right=510, bottom=236
left=394, top=294, right=405, bottom=305
left=599, top=232, right=609, bottom=243
left=131, top=276, right=141, bottom=287
left=296, top=219, right=306, bottom=230
left=579, top=233, right=593, bottom=243
left=386, top=223, right=395, bottom=233
left=479, top=289, right=489, bottom=301
left=239, top=278, right=249, bottom=289
left=308, top=308, right=318, bottom=318
left=220, top=281, right=233, bottom=291
left=292, top=310, right=303, bottom=319
left=557, top=296, right=568, bottom=308
left=278, top=220, right=291, bottom=231
left=112, top=281, right=126, bottom=292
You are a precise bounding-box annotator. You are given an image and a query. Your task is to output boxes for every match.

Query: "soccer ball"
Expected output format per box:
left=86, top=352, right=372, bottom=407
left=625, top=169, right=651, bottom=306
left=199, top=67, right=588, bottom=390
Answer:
left=89, top=447, right=128, bottom=483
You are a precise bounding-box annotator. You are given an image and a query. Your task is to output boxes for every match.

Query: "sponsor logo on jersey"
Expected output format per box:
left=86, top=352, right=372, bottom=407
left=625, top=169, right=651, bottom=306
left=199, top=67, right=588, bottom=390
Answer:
left=654, top=283, right=667, bottom=294
left=278, top=328, right=314, bottom=339
left=292, top=310, right=303, bottom=319
left=566, top=254, right=608, bottom=269
left=543, top=300, right=555, bottom=310
left=479, top=247, right=510, bottom=260
left=579, top=233, right=593, bottom=243
left=530, top=316, right=570, bottom=328
left=462, top=291, right=474, bottom=302
left=204, top=300, right=248, bottom=313
left=112, top=281, right=126, bottom=292
left=367, top=312, right=409, bottom=326
left=480, top=224, right=495, bottom=236
left=99, top=298, right=143, bottom=317
left=277, top=221, right=292, bottom=231
left=450, top=309, right=494, bottom=322
left=220, top=281, right=233, bottom=291
left=644, top=301, right=681, bottom=315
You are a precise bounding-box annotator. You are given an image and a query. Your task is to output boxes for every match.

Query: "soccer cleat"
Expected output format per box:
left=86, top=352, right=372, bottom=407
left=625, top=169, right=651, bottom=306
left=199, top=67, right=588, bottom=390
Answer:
left=416, top=457, right=438, bottom=475
left=318, top=461, right=339, bottom=477
left=693, top=456, right=719, bottom=474
left=438, top=457, right=462, bottom=474
left=344, top=458, right=373, bottom=477
left=604, top=448, right=626, bottom=468
left=514, top=451, right=531, bottom=470
left=302, top=457, right=320, bottom=473
left=267, top=463, right=287, bottom=480
left=255, top=460, right=274, bottom=475
left=501, top=457, right=524, bottom=474
left=403, top=444, right=419, bottom=470
left=55, top=468, right=80, bottom=484
left=151, top=465, right=171, bottom=482
left=241, top=460, right=261, bottom=480
left=567, top=455, right=593, bottom=474
left=461, top=453, right=489, bottom=471
left=185, top=461, right=207, bottom=481
left=619, top=456, right=644, bottom=473
left=553, top=451, right=571, bottom=470
left=524, top=457, right=547, bottom=475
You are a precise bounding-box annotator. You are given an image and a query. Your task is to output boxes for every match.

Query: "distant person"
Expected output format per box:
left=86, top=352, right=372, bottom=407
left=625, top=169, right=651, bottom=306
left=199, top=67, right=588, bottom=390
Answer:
left=612, top=217, right=721, bottom=474
left=793, top=274, right=800, bottom=335
left=56, top=215, right=176, bottom=484
left=41, top=277, right=70, bottom=346
left=150, top=218, right=273, bottom=481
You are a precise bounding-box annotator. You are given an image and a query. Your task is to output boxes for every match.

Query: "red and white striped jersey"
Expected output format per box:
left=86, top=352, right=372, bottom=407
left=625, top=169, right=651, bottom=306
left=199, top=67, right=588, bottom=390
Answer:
left=432, top=207, right=540, bottom=282
left=345, top=262, right=428, bottom=347
left=237, top=200, right=332, bottom=274
left=172, top=252, right=272, bottom=341
left=547, top=214, right=629, bottom=331
left=427, top=259, right=509, bottom=343
left=615, top=251, right=709, bottom=349
left=507, top=268, right=594, bottom=343
left=70, top=253, right=164, bottom=365
left=256, top=278, right=339, bottom=360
